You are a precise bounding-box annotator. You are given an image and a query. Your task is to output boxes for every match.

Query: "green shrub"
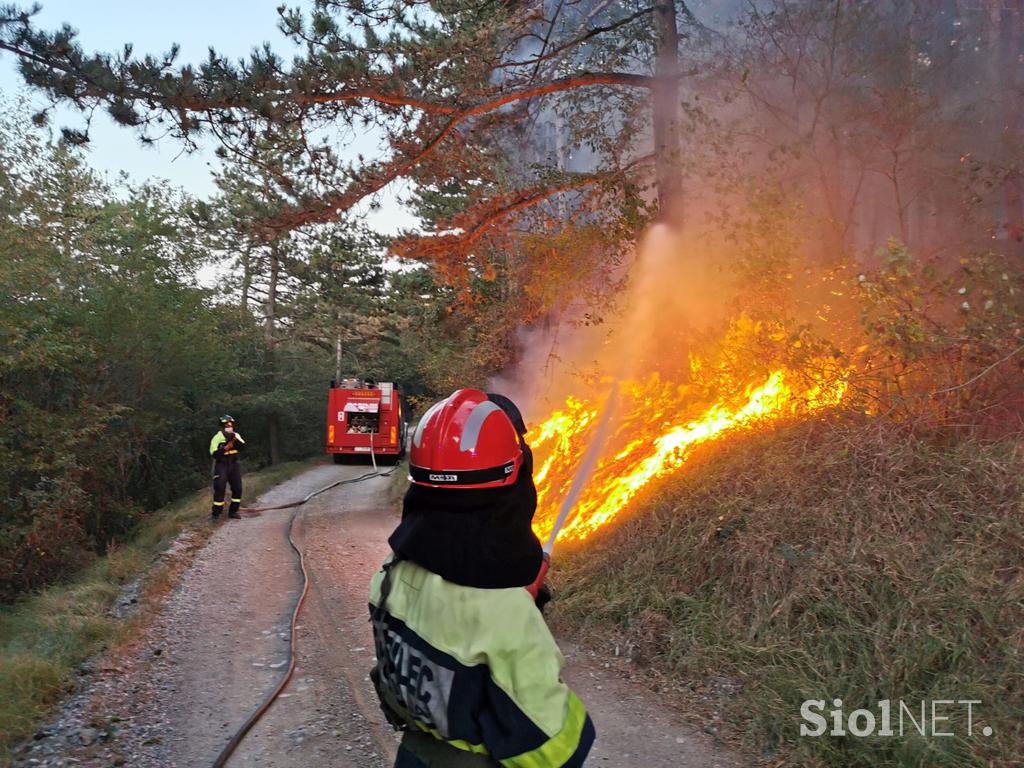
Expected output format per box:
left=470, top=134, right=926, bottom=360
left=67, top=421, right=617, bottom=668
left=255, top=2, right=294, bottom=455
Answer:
left=0, top=459, right=311, bottom=754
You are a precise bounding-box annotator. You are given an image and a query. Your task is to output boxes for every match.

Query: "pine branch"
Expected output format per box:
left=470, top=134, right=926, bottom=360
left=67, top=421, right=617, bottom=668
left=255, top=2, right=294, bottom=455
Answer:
left=392, top=153, right=655, bottom=262
left=255, top=73, right=654, bottom=231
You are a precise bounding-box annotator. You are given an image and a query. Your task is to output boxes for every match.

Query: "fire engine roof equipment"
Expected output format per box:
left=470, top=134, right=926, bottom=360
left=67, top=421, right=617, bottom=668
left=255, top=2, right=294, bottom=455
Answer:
left=343, top=401, right=379, bottom=413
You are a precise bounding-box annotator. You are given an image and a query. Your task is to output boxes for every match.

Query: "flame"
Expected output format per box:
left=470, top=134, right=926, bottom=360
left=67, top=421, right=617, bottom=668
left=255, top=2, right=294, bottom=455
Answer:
left=529, top=350, right=848, bottom=545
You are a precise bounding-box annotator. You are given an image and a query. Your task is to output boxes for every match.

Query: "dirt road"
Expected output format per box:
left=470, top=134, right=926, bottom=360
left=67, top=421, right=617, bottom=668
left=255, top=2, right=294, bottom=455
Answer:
left=13, top=462, right=742, bottom=767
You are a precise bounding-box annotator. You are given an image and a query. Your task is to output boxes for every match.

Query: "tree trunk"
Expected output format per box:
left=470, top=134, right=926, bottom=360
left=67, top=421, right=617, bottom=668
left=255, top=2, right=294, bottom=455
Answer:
left=653, top=0, right=683, bottom=225
left=267, top=413, right=281, bottom=465
left=998, top=2, right=1023, bottom=257
left=335, top=333, right=342, bottom=385
left=265, top=240, right=281, bottom=465
left=265, top=243, right=278, bottom=351
left=240, top=243, right=253, bottom=309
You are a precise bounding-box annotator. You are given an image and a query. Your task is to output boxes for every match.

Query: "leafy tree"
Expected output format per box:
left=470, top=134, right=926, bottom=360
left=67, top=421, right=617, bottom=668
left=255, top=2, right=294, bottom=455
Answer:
left=0, top=102, right=232, bottom=595
left=0, top=101, right=390, bottom=598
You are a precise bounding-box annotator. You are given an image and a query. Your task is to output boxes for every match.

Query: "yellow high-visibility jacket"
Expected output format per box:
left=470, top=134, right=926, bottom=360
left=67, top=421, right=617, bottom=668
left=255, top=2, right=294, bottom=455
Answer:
left=209, top=431, right=245, bottom=460
left=369, top=558, right=594, bottom=767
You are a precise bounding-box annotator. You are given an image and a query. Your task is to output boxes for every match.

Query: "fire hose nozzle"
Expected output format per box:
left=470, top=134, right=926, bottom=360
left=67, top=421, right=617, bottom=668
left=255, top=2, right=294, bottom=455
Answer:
left=525, top=552, right=551, bottom=599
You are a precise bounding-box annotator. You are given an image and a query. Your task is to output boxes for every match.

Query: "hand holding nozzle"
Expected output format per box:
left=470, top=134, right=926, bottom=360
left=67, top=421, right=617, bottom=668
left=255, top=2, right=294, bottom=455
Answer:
left=526, top=552, right=552, bottom=612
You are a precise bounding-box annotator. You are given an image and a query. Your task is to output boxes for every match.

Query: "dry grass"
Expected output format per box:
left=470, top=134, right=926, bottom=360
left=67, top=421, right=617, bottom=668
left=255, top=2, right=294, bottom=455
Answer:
left=550, top=415, right=1023, bottom=767
left=0, top=459, right=316, bottom=756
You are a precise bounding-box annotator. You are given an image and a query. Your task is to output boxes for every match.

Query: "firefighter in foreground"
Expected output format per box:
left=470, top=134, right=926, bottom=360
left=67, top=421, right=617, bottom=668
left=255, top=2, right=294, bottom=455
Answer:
left=210, top=414, right=246, bottom=519
left=369, top=389, right=595, bottom=767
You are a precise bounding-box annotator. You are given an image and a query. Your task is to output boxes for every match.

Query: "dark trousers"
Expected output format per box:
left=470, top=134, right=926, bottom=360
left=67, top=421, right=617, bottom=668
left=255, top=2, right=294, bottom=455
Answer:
left=212, top=461, right=242, bottom=515
left=394, top=730, right=499, bottom=768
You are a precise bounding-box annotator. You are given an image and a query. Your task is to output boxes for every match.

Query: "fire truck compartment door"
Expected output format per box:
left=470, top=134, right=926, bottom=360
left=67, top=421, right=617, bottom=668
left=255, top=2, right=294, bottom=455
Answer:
left=343, top=402, right=379, bottom=413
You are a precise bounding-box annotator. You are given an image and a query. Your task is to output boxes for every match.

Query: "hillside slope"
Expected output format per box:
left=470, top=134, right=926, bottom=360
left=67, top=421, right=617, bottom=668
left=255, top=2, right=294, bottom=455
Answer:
left=550, top=417, right=1022, bottom=767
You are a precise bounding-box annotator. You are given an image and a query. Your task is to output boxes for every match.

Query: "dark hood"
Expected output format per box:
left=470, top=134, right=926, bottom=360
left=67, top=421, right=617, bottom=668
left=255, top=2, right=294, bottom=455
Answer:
left=387, top=446, right=543, bottom=589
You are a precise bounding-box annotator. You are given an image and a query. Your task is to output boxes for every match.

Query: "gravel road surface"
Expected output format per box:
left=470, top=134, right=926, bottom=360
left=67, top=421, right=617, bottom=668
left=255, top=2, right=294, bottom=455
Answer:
left=12, top=462, right=742, bottom=767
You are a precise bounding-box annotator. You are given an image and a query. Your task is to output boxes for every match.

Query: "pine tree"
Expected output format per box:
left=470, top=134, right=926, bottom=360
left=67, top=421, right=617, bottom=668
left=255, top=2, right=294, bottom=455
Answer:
left=0, top=2, right=707, bottom=270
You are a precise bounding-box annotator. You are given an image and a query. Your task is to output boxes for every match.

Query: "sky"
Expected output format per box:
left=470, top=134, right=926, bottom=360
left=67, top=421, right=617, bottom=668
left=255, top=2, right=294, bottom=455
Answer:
left=0, top=0, right=419, bottom=234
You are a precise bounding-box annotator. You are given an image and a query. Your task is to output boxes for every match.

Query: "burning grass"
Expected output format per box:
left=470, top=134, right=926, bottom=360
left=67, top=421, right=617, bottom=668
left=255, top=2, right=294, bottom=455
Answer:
left=548, top=416, right=1023, bottom=767
left=529, top=316, right=850, bottom=546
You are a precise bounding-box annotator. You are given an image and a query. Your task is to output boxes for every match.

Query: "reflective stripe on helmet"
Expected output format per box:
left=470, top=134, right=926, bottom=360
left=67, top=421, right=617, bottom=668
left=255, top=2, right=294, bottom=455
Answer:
left=458, top=401, right=502, bottom=453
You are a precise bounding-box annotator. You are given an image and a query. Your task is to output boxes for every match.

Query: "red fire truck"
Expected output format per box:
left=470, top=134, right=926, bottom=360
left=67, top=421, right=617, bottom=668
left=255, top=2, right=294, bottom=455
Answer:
left=326, top=379, right=408, bottom=464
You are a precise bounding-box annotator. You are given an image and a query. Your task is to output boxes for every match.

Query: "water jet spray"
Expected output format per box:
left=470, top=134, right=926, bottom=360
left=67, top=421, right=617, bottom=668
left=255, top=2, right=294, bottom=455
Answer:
left=527, top=383, right=619, bottom=597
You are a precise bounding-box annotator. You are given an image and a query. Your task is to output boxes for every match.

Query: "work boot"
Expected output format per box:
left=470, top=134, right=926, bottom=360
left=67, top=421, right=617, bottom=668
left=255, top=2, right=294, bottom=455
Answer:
left=211, top=505, right=222, bottom=520
left=228, top=502, right=241, bottom=519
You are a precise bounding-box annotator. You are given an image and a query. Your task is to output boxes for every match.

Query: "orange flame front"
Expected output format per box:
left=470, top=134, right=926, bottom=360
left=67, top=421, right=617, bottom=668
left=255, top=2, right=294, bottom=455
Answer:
left=529, top=356, right=848, bottom=546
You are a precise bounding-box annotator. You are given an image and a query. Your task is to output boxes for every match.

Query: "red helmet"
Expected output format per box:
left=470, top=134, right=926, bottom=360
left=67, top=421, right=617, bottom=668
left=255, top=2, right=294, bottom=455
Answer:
left=410, top=389, right=524, bottom=489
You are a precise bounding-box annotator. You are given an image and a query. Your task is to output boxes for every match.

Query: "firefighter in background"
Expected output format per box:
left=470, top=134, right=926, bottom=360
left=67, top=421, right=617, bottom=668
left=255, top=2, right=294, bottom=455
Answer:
left=210, top=415, right=246, bottom=520
left=369, top=389, right=595, bottom=767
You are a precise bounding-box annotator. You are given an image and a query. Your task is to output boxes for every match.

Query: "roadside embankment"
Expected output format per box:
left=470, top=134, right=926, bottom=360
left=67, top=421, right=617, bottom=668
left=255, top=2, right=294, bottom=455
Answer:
left=549, top=416, right=1022, bottom=767
left=0, top=459, right=316, bottom=757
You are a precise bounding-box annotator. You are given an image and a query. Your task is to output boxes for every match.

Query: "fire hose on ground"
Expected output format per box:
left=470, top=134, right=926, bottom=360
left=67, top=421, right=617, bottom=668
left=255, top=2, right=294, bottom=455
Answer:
left=211, top=441, right=401, bottom=768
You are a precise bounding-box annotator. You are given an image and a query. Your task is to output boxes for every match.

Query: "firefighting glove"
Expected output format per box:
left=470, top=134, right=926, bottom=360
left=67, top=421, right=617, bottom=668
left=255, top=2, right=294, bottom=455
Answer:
left=535, top=582, right=552, bottom=613
left=370, top=666, right=409, bottom=731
